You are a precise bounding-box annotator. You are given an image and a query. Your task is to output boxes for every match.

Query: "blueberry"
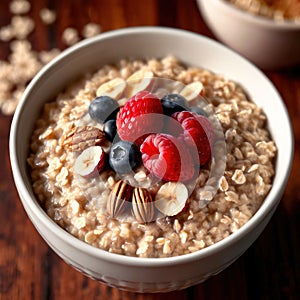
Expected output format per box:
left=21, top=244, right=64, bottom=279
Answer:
left=109, top=141, right=141, bottom=174
left=88, top=96, right=119, bottom=124
left=190, top=106, right=208, bottom=117
left=161, top=94, right=189, bottom=116
left=103, top=119, right=118, bottom=142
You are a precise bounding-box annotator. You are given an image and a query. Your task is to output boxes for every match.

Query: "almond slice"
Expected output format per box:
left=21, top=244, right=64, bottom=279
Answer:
left=96, top=78, right=126, bottom=100
left=180, top=81, right=203, bottom=101
left=125, top=70, right=154, bottom=98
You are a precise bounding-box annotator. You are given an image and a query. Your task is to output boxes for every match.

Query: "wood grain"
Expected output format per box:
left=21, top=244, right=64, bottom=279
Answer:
left=0, top=0, right=299, bottom=299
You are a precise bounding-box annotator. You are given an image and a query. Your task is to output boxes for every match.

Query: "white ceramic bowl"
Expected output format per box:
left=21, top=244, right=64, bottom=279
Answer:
left=9, top=27, right=293, bottom=292
left=197, top=0, right=300, bottom=70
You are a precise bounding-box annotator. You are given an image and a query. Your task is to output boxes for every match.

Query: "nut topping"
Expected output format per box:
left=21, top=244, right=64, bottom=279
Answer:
left=96, top=77, right=126, bottom=100
left=180, top=81, right=203, bottom=101
left=107, top=180, right=132, bottom=218
left=155, top=182, right=188, bottom=217
left=63, top=126, right=106, bottom=152
left=132, top=187, right=154, bottom=224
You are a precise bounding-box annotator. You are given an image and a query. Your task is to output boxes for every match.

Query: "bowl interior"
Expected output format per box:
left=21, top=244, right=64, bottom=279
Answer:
left=10, top=27, right=293, bottom=263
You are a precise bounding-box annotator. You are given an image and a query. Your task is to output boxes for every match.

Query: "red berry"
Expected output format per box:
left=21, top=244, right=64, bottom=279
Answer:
left=116, top=91, right=163, bottom=145
left=140, top=133, right=195, bottom=182
left=172, top=111, right=215, bottom=166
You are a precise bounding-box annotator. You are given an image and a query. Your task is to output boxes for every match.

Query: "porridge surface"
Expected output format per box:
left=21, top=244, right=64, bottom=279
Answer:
left=27, top=56, right=276, bottom=258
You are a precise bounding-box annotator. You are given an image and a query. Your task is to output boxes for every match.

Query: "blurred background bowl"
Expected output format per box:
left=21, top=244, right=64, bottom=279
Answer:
left=197, top=0, right=300, bottom=70
left=9, top=27, right=293, bottom=292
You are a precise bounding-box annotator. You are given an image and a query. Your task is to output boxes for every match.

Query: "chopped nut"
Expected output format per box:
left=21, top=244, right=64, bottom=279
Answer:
left=63, top=126, right=106, bottom=152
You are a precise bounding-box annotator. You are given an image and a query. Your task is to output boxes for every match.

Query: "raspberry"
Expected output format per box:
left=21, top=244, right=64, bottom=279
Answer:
left=172, top=111, right=215, bottom=166
left=116, top=91, right=163, bottom=145
left=140, top=133, right=195, bottom=182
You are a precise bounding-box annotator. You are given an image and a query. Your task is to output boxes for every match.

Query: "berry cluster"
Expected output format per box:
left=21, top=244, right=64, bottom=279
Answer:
left=71, top=86, right=215, bottom=219
left=79, top=89, right=214, bottom=181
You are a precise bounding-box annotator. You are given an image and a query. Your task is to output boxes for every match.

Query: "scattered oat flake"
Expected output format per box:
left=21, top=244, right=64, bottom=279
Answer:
left=38, top=49, right=61, bottom=64
left=40, top=8, right=57, bottom=25
left=0, top=26, right=14, bottom=42
left=10, top=0, right=31, bottom=15
left=219, top=176, right=229, bottom=192
left=82, top=23, right=102, bottom=39
left=11, top=16, right=35, bottom=39
left=1, top=99, right=19, bottom=115
left=62, top=27, right=80, bottom=46
left=232, top=169, right=246, bottom=184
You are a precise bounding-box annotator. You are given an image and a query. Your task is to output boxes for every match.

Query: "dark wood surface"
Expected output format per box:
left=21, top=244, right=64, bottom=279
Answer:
left=1, top=0, right=299, bottom=299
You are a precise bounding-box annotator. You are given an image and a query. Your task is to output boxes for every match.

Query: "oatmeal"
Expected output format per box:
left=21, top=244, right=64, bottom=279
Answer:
left=228, top=0, right=300, bottom=22
left=27, top=56, right=276, bottom=258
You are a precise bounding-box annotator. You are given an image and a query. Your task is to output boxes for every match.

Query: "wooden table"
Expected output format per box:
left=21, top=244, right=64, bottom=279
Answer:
left=1, top=1, right=299, bottom=299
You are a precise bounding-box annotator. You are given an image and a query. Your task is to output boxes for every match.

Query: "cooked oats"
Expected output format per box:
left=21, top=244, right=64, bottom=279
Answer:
left=228, top=0, right=300, bottom=22
left=27, top=56, right=277, bottom=258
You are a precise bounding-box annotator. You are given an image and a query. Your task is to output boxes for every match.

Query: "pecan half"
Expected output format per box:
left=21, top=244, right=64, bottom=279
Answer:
left=107, top=180, right=132, bottom=218
left=63, top=126, right=106, bottom=152
left=132, top=187, right=154, bottom=224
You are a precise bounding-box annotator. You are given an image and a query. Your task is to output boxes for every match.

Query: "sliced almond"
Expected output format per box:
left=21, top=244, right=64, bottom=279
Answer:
left=125, top=70, right=154, bottom=98
left=96, top=77, right=126, bottom=100
left=180, top=81, right=204, bottom=101
left=155, top=182, right=188, bottom=217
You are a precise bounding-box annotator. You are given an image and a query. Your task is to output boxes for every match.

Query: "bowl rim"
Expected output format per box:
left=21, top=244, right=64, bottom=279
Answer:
left=9, top=26, right=294, bottom=267
left=207, top=0, right=300, bottom=30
